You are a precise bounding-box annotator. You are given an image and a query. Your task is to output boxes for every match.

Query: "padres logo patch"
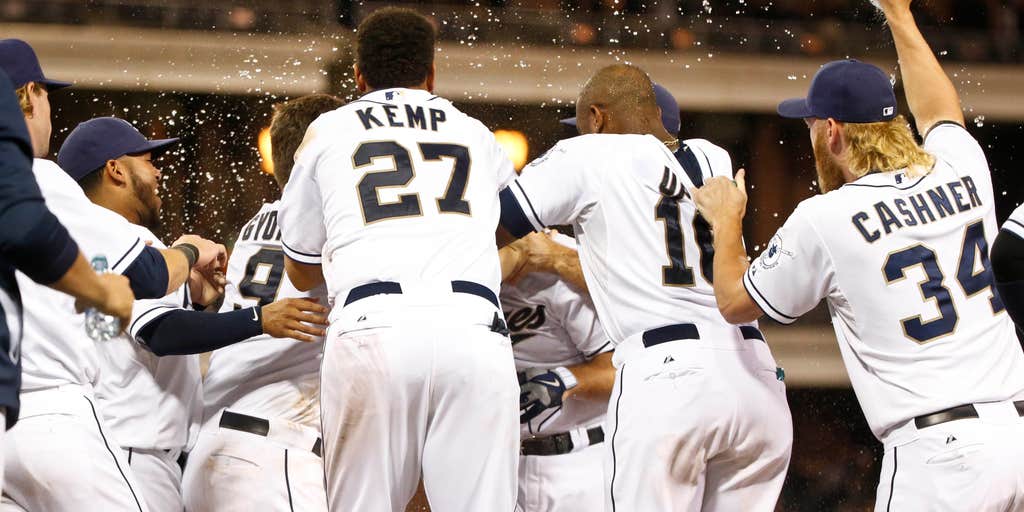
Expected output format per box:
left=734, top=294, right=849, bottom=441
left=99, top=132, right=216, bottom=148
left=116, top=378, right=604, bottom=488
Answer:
left=760, top=234, right=793, bottom=269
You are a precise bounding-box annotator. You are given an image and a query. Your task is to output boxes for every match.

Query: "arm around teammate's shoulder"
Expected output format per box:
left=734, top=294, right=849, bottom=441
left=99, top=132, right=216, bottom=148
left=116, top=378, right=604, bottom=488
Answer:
left=878, top=0, right=964, bottom=134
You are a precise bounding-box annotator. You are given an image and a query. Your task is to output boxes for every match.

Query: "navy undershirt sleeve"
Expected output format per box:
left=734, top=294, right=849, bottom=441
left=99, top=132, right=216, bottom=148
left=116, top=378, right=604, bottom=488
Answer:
left=136, top=306, right=264, bottom=356
left=992, top=229, right=1024, bottom=329
left=122, top=246, right=170, bottom=299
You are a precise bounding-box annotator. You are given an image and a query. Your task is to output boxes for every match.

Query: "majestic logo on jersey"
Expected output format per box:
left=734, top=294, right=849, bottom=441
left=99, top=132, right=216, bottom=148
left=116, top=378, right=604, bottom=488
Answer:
left=760, top=234, right=793, bottom=270
left=505, top=305, right=547, bottom=344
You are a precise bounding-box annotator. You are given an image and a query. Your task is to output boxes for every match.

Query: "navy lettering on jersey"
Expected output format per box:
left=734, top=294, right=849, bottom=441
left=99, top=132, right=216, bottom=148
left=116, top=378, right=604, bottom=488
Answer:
left=852, top=177, right=983, bottom=243
left=355, top=105, right=447, bottom=132
left=356, top=107, right=384, bottom=130
left=240, top=211, right=282, bottom=243
left=505, top=305, right=547, bottom=344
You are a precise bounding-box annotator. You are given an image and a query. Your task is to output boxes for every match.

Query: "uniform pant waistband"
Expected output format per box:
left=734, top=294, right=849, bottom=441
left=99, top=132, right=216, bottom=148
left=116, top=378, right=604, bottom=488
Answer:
left=883, top=399, right=1024, bottom=448
left=641, top=323, right=765, bottom=348
left=219, top=410, right=322, bottom=457
left=521, top=425, right=604, bottom=457
left=344, top=280, right=499, bottom=310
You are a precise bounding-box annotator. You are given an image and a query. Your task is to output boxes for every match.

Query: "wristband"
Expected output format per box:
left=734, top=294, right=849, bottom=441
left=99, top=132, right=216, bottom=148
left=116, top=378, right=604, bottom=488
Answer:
left=551, top=366, right=578, bottom=391
left=173, top=243, right=199, bottom=270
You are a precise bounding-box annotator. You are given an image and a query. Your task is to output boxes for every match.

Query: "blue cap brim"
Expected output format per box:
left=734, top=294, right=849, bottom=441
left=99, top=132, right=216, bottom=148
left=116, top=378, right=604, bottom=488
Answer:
left=127, top=138, right=180, bottom=158
left=560, top=117, right=577, bottom=127
left=38, top=78, right=72, bottom=90
left=777, top=98, right=814, bottom=119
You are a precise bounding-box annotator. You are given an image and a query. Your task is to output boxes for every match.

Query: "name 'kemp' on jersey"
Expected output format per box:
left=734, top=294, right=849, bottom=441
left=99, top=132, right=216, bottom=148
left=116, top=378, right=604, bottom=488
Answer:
left=280, top=88, right=516, bottom=304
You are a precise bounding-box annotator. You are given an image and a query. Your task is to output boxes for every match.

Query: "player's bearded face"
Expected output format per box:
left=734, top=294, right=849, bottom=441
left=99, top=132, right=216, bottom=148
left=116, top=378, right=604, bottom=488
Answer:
left=127, top=157, right=163, bottom=230
left=811, top=123, right=845, bottom=194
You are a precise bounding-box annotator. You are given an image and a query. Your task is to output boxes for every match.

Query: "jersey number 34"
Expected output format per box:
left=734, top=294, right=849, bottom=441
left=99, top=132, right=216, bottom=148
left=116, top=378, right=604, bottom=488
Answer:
left=883, top=220, right=1004, bottom=343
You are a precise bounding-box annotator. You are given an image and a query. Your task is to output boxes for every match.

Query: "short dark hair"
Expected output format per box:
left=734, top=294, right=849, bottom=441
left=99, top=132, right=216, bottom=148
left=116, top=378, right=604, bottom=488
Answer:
left=356, top=8, right=436, bottom=90
left=270, top=94, right=344, bottom=189
left=77, top=164, right=106, bottom=196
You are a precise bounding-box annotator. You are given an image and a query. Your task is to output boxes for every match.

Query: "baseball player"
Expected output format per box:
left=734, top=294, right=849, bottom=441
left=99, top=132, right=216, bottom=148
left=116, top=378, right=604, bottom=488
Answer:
left=0, top=67, right=134, bottom=494
left=0, top=40, right=226, bottom=512
left=55, top=116, right=330, bottom=512
left=182, top=94, right=343, bottom=512
left=693, top=0, right=1024, bottom=508
left=499, top=64, right=792, bottom=511
left=502, top=231, right=613, bottom=512
left=278, top=8, right=519, bottom=510
left=992, top=205, right=1024, bottom=330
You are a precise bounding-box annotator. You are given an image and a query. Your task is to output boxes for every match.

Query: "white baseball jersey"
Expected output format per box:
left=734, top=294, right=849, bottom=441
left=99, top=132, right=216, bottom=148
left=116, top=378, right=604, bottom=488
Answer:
left=202, top=200, right=327, bottom=428
left=17, top=159, right=146, bottom=391
left=279, top=88, right=516, bottom=308
left=94, top=225, right=201, bottom=451
left=745, top=122, right=1024, bottom=440
left=504, top=135, right=754, bottom=345
left=1002, top=203, right=1024, bottom=240
left=502, top=233, right=611, bottom=436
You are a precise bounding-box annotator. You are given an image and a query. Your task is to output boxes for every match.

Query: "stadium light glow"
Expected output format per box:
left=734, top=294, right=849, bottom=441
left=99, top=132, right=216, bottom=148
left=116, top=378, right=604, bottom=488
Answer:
left=493, top=129, right=529, bottom=170
left=258, top=127, right=273, bottom=175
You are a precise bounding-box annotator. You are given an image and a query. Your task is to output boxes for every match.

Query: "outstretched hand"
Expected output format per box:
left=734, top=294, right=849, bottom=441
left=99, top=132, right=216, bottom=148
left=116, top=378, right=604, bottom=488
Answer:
left=692, top=168, right=748, bottom=230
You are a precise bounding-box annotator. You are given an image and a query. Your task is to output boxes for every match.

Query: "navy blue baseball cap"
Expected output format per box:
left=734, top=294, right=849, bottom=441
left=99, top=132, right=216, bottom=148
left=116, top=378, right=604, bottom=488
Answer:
left=0, top=39, right=71, bottom=90
left=57, top=117, right=179, bottom=181
left=778, top=59, right=897, bottom=123
left=562, top=82, right=682, bottom=135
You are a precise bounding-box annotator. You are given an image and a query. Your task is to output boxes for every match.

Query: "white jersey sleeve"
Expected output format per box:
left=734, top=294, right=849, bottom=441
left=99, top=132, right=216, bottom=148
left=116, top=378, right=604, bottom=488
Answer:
left=744, top=204, right=836, bottom=324
left=923, top=121, right=988, bottom=174
left=279, top=133, right=327, bottom=265
left=124, top=233, right=189, bottom=342
left=507, top=140, right=601, bottom=230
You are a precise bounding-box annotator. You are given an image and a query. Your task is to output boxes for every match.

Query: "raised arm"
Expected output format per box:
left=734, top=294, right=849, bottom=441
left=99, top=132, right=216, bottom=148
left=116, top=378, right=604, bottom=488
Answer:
left=879, top=0, right=965, bottom=134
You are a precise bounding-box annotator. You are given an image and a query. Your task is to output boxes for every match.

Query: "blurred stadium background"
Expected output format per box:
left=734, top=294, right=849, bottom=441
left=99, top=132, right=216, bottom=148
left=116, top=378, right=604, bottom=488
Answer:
left=5, top=1, right=1023, bottom=509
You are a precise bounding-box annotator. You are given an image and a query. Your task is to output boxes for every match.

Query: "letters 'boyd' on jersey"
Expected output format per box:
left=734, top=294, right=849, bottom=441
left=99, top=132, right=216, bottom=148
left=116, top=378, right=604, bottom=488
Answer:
left=279, top=88, right=517, bottom=308
left=745, top=123, right=1024, bottom=440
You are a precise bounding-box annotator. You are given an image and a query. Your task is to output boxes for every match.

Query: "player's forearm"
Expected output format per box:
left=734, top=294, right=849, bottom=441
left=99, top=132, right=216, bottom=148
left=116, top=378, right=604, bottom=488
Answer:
left=50, top=253, right=113, bottom=309
left=552, top=254, right=589, bottom=294
left=158, top=247, right=193, bottom=294
left=284, top=257, right=325, bottom=292
left=564, top=352, right=614, bottom=402
left=884, top=6, right=964, bottom=133
left=499, top=245, right=526, bottom=282
left=711, top=218, right=760, bottom=324
left=137, top=307, right=264, bottom=356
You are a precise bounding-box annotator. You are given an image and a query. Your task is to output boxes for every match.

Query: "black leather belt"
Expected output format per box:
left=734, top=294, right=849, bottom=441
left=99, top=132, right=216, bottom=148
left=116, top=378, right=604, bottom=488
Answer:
left=914, top=400, right=1024, bottom=429
left=344, top=280, right=500, bottom=309
left=520, top=426, right=604, bottom=456
left=642, top=323, right=765, bottom=348
left=219, top=410, right=323, bottom=458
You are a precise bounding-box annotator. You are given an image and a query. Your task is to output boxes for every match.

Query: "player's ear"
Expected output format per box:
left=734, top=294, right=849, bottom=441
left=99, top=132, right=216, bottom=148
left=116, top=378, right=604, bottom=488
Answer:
left=106, top=159, right=129, bottom=187
left=825, top=118, right=844, bottom=156
left=589, top=105, right=604, bottom=134
left=353, top=64, right=368, bottom=93
left=425, top=63, right=435, bottom=93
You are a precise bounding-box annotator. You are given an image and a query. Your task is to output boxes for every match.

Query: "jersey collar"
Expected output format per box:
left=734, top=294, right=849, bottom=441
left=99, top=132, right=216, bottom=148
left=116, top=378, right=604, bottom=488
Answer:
left=359, top=88, right=439, bottom=104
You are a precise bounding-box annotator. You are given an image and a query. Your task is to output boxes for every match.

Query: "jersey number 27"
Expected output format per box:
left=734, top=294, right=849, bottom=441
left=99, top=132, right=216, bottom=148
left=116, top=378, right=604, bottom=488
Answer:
left=354, top=141, right=471, bottom=224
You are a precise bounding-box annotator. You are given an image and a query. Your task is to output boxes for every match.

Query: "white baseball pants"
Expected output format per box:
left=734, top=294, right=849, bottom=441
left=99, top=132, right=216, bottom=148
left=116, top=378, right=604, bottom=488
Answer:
left=0, top=385, right=149, bottom=511
left=123, top=448, right=181, bottom=512
left=875, top=399, right=1024, bottom=511
left=605, top=331, right=792, bottom=512
left=181, top=414, right=326, bottom=512
left=518, top=442, right=604, bottom=512
left=321, top=292, right=519, bottom=512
